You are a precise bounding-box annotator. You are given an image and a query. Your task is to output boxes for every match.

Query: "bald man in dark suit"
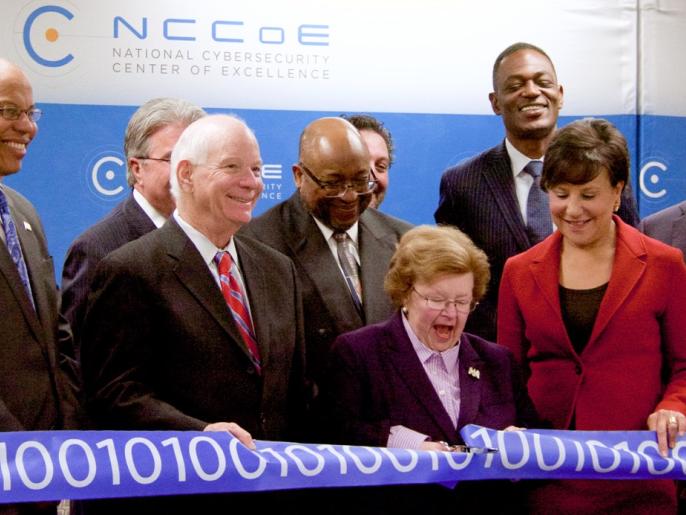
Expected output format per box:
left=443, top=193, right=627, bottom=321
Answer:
left=240, top=117, right=411, bottom=411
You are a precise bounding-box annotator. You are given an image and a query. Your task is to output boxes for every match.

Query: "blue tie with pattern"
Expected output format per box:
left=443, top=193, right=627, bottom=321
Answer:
left=333, top=231, right=363, bottom=316
left=0, top=188, right=34, bottom=309
left=522, top=161, right=552, bottom=245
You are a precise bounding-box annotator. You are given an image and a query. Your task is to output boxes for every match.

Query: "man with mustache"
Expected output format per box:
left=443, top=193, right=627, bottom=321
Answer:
left=0, top=58, right=79, bottom=515
left=241, top=117, right=411, bottom=417
left=435, top=42, right=639, bottom=341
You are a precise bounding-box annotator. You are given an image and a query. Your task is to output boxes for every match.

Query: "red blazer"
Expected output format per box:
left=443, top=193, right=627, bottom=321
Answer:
left=498, top=216, right=686, bottom=513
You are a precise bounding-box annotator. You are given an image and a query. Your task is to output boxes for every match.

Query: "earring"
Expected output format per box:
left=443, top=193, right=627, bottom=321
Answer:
left=401, top=306, right=408, bottom=314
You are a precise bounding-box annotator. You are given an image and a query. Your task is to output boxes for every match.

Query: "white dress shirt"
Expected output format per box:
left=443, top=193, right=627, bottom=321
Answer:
left=172, top=211, right=253, bottom=318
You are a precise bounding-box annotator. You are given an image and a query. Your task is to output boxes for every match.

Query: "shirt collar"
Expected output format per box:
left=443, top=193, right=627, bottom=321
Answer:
left=133, top=189, right=167, bottom=228
left=505, top=138, right=544, bottom=179
left=172, top=211, right=238, bottom=266
left=312, top=216, right=359, bottom=245
left=401, top=310, right=461, bottom=369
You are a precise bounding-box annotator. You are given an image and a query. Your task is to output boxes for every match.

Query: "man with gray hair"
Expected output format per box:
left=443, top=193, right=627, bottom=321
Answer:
left=61, top=97, right=205, bottom=348
left=81, top=114, right=305, bottom=513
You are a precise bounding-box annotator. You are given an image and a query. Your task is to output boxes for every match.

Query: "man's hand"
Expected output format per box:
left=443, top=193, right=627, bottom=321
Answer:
left=204, top=421, right=256, bottom=450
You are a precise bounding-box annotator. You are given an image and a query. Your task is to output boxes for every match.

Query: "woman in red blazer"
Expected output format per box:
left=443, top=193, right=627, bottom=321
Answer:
left=498, top=118, right=686, bottom=514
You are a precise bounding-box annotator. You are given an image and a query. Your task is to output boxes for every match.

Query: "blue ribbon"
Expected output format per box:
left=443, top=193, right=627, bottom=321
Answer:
left=0, top=425, right=683, bottom=504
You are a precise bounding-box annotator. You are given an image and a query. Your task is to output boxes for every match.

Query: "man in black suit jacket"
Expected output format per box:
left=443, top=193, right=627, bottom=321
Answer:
left=435, top=42, right=639, bottom=341
left=640, top=200, right=686, bottom=259
left=81, top=114, right=305, bottom=512
left=240, top=117, right=411, bottom=403
left=61, top=98, right=205, bottom=350
left=0, top=59, right=78, bottom=515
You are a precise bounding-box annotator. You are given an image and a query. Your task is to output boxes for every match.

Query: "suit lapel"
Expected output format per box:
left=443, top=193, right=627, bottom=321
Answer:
left=587, top=220, right=646, bottom=350
left=0, top=189, right=45, bottom=344
left=234, top=237, right=271, bottom=368
left=284, top=195, right=363, bottom=330
left=165, top=220, right=256, bottom=365
left=0, top=241, right=43, bottom=337
left=358, top=212, right=397, bottom=324
left=386, top=314, right=457, bottom=440
left=455, top=337, right=484, bottom=429
left=483, top=143, right=532, bottom=250
left=528, top=233, right=577, bottom=353
left=122, top=195, right=157, bottom=239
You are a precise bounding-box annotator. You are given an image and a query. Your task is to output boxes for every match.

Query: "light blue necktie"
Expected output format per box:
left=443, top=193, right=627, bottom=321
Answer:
left=0, top=188, right=34, bottom=309
left=522, top=161, right=552, bottom=245
left=333, top=231, right=363, bottom=317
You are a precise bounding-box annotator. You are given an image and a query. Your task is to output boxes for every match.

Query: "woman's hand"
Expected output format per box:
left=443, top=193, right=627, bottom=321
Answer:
left=647, top=409, right=686, bottom=457
left=204, top=421, right=256, bottom=450
left=420, top=440, right=451, bottom=451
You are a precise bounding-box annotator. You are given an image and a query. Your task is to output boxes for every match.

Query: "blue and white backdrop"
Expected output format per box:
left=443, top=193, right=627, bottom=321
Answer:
left=1, top=0, right=684, bottom=279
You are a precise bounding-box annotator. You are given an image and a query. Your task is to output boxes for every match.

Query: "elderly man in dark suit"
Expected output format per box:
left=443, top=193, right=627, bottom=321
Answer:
left=240, top=117, right=411, bottom=407
left=640, top=200, right=686, bottom=258
left=435, top=42, right=639, bottom=341
left=81, top=114, right=305, bottom=513
left=61, top=97, right=205, bottom=350
left=0, top=59, right=78, bottom=515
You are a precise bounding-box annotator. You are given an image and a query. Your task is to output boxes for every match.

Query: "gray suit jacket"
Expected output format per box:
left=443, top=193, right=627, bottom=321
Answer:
left=639, top=200, right=686, bottom=259
left=239, top=193, right=412, bottom=388
left=61, top=193, right=156, bottom=350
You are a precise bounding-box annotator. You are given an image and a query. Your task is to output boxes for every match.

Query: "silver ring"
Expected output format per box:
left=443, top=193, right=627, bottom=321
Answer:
left=669, top=416, right=678, bottom=426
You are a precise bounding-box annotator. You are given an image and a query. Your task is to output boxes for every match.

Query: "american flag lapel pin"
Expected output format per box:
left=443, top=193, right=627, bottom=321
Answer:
left=468, top=366, right=480, bottom=379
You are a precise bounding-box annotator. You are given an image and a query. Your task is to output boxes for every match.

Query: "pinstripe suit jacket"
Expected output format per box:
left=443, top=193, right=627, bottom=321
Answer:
left=61, top=194, right=156, bottom=350
left=435, top=142, right=531, bottom=342
left=435, top=140, right=639, bottom=341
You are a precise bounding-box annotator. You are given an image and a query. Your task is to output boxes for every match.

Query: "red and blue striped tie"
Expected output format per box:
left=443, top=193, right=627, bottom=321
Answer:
left=214, top=251, right=261, bottom=374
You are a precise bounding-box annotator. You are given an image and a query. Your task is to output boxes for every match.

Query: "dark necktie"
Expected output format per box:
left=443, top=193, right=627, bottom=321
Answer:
left=214, top=251, right=261, bottom=374
left=522, top=160, right=552, bottom=245
left=0, top=188, right=34, bottom=309
left=333, top=231, right=363, bottom=315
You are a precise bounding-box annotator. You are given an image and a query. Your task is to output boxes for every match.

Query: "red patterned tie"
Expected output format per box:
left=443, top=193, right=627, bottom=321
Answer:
left=214, top=251, right=261, bottom=374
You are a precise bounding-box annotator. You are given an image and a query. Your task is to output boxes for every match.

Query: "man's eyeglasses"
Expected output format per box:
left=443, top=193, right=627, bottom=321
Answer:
left=412, top=287, right=477, bottom=314
left=0, top=105, right=42, bottom=122
left=134, top=156, right=171, bottom=164
left=299, top=163, right=376, bottom=198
